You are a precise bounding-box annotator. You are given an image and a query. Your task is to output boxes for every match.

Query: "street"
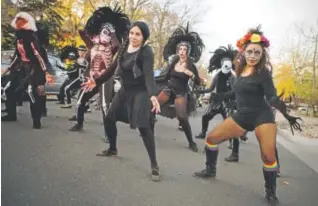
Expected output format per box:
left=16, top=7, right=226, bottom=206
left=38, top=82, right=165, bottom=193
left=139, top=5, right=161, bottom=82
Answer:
left=2, top=102, right=318, bottom=206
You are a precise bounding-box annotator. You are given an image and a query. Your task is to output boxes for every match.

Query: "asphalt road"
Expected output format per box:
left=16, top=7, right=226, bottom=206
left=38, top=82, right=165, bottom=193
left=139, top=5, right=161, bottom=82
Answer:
left=2, top=102, right=318, bottom=206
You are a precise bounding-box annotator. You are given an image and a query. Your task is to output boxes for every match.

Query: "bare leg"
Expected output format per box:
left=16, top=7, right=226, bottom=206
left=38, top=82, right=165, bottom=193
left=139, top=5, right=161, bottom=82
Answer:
left=194, top=117, right=246, bottom=178
left=255, top=123, right=279, bottom=205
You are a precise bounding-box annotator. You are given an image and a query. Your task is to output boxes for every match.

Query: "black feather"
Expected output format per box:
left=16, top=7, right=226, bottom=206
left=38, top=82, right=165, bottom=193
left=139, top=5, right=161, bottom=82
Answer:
left=60, top=46, right=79, bottom=62
left=163, top=22, right=204, bottom=63
left=84, top=3, right=130, bottom=43
left=208, top=45, right=237, bottom=73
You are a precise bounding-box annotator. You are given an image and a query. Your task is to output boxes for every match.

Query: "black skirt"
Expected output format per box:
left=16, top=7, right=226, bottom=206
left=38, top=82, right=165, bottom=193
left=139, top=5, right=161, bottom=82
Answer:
left=106, top=87, right=153, bottom=129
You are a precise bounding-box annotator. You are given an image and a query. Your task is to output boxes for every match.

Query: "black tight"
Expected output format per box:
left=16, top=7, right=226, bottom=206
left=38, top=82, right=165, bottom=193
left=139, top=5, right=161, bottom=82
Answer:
left=158, top=91, right=195, bottom=145
left=105, top=118, right=158, bottom=169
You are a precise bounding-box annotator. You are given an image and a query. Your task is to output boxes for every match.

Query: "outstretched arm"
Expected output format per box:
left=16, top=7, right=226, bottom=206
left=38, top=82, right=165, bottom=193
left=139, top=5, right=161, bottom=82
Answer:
left=197, top=70, right=220, bottom=93
left=261, top=70, right=302, bottom=134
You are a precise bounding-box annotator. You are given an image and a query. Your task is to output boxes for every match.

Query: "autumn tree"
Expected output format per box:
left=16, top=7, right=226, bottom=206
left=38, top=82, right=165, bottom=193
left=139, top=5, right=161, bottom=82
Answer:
left=278, top=22, right=318, bottom=116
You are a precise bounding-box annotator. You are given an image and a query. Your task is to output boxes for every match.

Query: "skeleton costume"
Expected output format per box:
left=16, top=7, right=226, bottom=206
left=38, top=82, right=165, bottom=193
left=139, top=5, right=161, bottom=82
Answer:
left=155, top=23, right=203, bottom=152
left=1, top=12, right=52, bottom=129
left=69, top=5, right=130, bottom=133
left=57, top=46, right=80, bottom=107
left=196, top=45, right=237, bottom=139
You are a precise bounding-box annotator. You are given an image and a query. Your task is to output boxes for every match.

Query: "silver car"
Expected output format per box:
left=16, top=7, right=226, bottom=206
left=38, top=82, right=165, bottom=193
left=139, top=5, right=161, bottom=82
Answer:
left=1, top=50, right=69, bottom=100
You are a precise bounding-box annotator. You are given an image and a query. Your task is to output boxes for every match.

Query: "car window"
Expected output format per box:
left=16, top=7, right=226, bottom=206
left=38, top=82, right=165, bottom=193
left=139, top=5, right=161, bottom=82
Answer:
left=1, top=51, right=14, bottom=65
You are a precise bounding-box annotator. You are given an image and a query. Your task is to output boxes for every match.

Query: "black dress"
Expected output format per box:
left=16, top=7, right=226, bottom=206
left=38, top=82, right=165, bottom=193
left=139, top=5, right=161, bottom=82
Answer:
left=106, top=45, right=156, bottom=129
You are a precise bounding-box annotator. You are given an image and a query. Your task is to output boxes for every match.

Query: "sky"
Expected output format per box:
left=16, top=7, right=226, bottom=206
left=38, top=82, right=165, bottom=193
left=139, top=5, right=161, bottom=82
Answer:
left=162, top=0, right=318, bottom=65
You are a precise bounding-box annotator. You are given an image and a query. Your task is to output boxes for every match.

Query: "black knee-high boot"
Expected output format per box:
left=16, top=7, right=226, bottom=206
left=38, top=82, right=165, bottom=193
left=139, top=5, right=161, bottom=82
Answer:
left=263, top=168, right=279, bottom=204
left=178, top=118, right=198, bottom=152
left=37, top=95, right=47, bottom=117
left=225, top=138, right=239, bottom=162
left=30, top=96, right=42, bottom=129
left=2, top=90, right=17, bottom=121
left=194, top=146, right=218, bottom=178
left=196, top=115, right=209, bottom=139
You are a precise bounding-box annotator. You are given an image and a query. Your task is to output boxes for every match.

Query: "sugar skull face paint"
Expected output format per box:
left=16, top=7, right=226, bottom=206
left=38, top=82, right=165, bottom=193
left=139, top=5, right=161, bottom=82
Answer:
left=244, top=43, right=263, bottom=66
left=99, top=23, right=115, bottom=44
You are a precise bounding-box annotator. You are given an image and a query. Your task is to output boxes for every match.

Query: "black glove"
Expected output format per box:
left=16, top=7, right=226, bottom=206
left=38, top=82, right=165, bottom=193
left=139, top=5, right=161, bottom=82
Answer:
left=284, top=114, right=302, bottom=135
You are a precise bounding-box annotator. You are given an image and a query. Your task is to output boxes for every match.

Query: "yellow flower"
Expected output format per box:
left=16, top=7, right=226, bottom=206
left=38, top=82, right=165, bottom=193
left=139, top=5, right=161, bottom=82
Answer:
left=250, top=34, right=261, bottom=43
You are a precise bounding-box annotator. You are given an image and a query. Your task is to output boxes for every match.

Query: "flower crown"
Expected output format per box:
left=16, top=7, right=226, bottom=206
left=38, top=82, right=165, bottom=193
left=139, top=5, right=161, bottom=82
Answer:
left=236, top=32, right=270, bottom=51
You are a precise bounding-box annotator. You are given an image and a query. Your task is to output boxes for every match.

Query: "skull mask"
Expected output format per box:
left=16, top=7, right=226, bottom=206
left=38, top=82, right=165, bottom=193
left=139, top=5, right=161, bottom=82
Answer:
left=220, top=58, right=233, bottom=74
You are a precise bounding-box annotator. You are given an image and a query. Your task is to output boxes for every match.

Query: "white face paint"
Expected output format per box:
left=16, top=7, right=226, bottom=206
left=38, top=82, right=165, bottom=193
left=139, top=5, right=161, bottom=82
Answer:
left=221, top=58, right=232, bottom=74
left=99, top=23, right=115, bottom=44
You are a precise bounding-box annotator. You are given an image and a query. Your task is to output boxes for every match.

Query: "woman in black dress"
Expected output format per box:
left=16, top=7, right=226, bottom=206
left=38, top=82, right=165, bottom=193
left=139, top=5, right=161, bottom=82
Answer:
left=155, top=23, right=203, bottom=152
left=82, top=21, right=161, bottom=181
left=193, top=26, right=302, bottom=205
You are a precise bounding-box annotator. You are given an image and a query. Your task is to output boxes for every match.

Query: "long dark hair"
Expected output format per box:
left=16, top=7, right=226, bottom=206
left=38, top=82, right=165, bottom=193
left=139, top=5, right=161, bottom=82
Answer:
left=235, top=27, right=270, bottom=76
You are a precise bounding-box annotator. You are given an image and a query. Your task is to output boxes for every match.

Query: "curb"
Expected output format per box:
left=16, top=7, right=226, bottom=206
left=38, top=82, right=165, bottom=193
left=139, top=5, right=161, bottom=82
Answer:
left=277, top=128, right=318, bottom=174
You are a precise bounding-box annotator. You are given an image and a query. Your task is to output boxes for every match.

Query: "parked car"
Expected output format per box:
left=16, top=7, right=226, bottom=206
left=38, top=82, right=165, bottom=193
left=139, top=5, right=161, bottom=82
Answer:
left=1, top=50, right=69, bottom=100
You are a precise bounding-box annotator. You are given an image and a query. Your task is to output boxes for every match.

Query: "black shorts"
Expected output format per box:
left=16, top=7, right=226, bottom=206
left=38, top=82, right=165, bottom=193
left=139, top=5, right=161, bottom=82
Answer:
left=232, top=108, right=275, bottom=131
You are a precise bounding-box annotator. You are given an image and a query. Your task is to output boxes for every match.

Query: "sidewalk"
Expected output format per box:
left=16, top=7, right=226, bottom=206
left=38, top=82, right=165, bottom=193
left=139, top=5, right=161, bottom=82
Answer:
left=276, top=112, right=318, bottom=173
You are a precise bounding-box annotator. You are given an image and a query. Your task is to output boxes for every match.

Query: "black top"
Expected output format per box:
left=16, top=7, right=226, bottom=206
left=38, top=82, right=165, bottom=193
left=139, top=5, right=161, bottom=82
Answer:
left=164, top=56, right=200, bottom=93
left=121, top=50, right=143, bottom=89
left=167, top=69, right=190, bottom=93
left=226, top=69, right=280, bottom=113
left=95, top=45, right=157, bottom=97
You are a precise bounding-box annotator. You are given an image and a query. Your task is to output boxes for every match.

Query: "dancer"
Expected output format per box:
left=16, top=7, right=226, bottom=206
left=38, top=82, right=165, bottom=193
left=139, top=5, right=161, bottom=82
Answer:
left=195, top=45, right=237, bottom=139
left=193, top=26, right=302, bottom=205
left=68, top=5, right=130, bottom=133
left=155, top=23, right=204, bottom=152
left=82, top=21, right=161, bottom=181
left=1, top=12, right=53, bottom=128
left=57, top=46, right=80, bottom=108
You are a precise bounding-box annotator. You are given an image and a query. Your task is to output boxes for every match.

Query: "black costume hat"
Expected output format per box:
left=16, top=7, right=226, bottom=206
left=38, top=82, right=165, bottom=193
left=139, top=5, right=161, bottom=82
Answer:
left=78, top=45, right=87, bottom=51
left=84, top=4, right=130, bottom=44
left=208, top=45, right=238, bottom=73
left=60, top=46, right=79, bottom=62
left=163, top=22, right=204, bottom=63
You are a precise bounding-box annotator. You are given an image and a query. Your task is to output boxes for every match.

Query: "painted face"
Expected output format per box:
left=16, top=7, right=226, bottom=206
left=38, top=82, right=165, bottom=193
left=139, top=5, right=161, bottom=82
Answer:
left=16, top=17, right=28, bottom=30
left=244, top=43, right=263, bottom=66
left=99, top=24, right=114, bottom=44
left=178, top=45, right=188, bottom=59
left=129, top=26, right=143, bottom=48
left=78, top=50, right=86, bottom=57
left=221, top=58, right=233, bottom=74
